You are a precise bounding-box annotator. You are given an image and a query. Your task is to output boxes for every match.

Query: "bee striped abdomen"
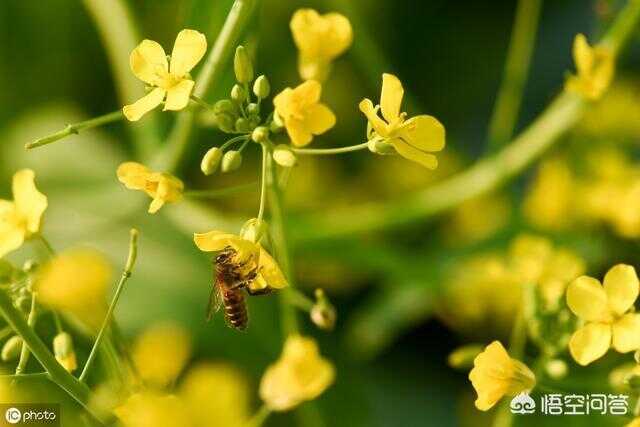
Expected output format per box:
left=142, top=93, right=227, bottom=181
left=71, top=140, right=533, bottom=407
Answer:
left=222, top=288, right=248, bottom=330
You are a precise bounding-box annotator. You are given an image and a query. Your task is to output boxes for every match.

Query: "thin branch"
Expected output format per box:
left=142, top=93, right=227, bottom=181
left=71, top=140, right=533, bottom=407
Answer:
left=25, top=111, right=124, bottom=149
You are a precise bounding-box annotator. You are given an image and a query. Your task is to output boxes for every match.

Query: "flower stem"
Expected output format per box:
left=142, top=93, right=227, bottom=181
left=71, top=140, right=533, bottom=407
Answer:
left=79, top=229, right=139, bottom=383
left=14, top=293, right=37, bottom=375
left=190, top=94, right=215, bottom=110
left=291, top=142, right=369, bottom=155
left=487, top=0, right=542, bottom=150
left=37, top=234, right=55, bottom=256
left=257, top=143, right=268, bottom=222
left=26, top=110, right=124, bottom=150
left=184, top=182, right=257, bottom=199
left=246, top=404, right=271, bottom=427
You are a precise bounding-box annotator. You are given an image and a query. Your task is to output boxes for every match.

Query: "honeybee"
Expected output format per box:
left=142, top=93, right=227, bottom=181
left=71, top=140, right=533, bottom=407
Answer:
left=208, top=246, right=271, bottom=330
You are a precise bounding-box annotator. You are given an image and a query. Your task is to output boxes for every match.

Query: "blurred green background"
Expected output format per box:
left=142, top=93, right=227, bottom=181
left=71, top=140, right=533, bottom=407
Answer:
left=2, top=0, right=640, bottom=426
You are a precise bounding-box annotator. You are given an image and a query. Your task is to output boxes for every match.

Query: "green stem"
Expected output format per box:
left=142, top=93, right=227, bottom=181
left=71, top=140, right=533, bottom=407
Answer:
left=3, top=372, right=50, bottom=380
left=38, top=234, right=55, bottom=256
left=0, top=290, right=101, bottom=422
left=0, top=326, right=12, bottom=340
left=155, top=0, right=258, bottom=173
left=257, top=143, right=268, bottom=222
left=190, top=94, right=215, bottom=110
left=184, top=182, right=257, bottom=199
left=15, top=293, right=37, bottom=375
left=79, top=229, right=139, bottom=383
left=487, top=0, right=542, bottom=149
left=246, top=405, right=271, bottom=427
left=291, top=142, right=369, bottom=155
left=26, top=111, right=124, bottom=149
left=287, top=288, right=314, bottom=312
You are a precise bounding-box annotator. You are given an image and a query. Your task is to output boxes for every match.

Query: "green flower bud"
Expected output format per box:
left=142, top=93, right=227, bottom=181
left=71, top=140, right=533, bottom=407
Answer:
left=221, top=151, right=242, bottom=173
left=447, top=344, right=483, bottom=369
left=368, top=138, right=396, bottom=155
left=2, top=336, right=23, bottom=362
left=22, top=259, right=38, bottom=273
left=247, top=102, right=259, bottom=116
left=14, top=295, right=31, bottom=313
left=248, top=116, right=261, bottom=130
left=273, top=144, right=297, bottom=167
left=235, top=118, right=250, bottom=133
left=310, top=289, right=336, bottom=331
left=201, top=147, right=223, bottom=175
left=240, top=218, right=268, bottom=243
left=231, top=84, right=246, bottom=103
left=251, top=126, right=269, bottom=143
left=270, top=112, right=284, bottom=133
left=214, top=99, right=236, bottom=115
left=216, top=113, right=235, bottom=133
left=253, top=75, right=270, bottom=98
left=53, top=332, right=77, bottom=372
left=234, top=46, right=254, bottom=83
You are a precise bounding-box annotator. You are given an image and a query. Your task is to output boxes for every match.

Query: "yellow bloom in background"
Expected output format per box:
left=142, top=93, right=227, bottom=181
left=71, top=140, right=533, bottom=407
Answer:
left=273, top=80, right=336, bottom=147
left=628, top=419, right=640, bottom=427
left=565, top=33, right=614, bottom=100
left=260, top=335, right=335, bottom=411
left=360, top=73, right=445, bottom=169
left=123, top=29, right=207, bottom=121
left=179, top=363, right=250, bottom=427
left=194, top=230, right=288, bottom=293
left=115, top=392, right=193, bottom=427
left=469, top=341, right=536, bottom=411
left=443, top=193, right=510, bottom=245
left=117, top=162, right=184, bottom=214
left=132, top=323, right=192, bottom=388
left=566, top=264, right=640, bottom=365
left=0, top=169, right=47, bottom=257
left=36, top=248, right=111, bottom=330
left=290, top=8, right=353, bottom=81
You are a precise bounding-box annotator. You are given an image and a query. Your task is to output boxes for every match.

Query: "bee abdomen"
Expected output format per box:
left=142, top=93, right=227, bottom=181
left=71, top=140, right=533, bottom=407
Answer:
left=223, top=289, right=248, bottom=330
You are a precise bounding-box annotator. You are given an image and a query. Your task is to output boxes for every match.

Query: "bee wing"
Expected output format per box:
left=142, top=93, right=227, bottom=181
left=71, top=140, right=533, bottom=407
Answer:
left=206, top=284, right=223, bottom=322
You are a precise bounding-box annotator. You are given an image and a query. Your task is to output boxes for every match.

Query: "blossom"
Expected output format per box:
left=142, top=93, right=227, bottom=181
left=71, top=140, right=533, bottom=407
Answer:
left=469, top=341, right=536, bottom=411
left=193, top=230, right=288, bottom=293
left=0, top=169, right=47, bottom=257
left=565, top=33, right=614, bottom=100
left=132, top=323, right=192, bottom=388
left=290, top=8, right=352, bottom=81
left=273, top=80, right=336, bottom=147
left=359, top=73, right=445, bottom=169
left=36, top=248, right=112, bottom=330
left=259, top=335, right=335, bottom=411
left=115, top=392, right=192, bottom=427
left=117, top=162, right=184, bottom=214
left=123, top=29, right=207, bottom=121
left=566, top=264, right=640, bottom=365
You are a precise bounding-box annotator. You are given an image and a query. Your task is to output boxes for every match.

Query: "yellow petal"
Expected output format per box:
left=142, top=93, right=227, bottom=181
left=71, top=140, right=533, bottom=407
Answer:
left=148, top=198, right=164, bottom=214
left=123, top=88, right=166, bottom=121
left=12, top=169, right=47, bottom=234
left=285, top=119, right=313, bottom=147
left=0, top=200, right=25, bottom=257
left=358, top=98, right=388, bottom=137
left=193, top=231, right=259, bottom=264
left=391, top=138, right=438, bottom=169
left=612, top=313, right=640, bottom=353
left=304, top=103, right=336, bottom=135
left=380, top=73, right=404, bottom=123
left=566, top=276, right=610, bottom=322
left=297, top=56, right=331, bottom=82
left=604, top=264, right=639, bottom=316
left=257, top=246, right=288, bottom=289
left=294, top=80, right=322, bottom=106
left=170, top=29, right=207, bottom=77
left=164, top=79, right=195, bottom=111
left=273, top=88, right=294, bottom=119
left=568, top=322, right=611, bottom=366
left=397, top=115, right=446, bottom=152
left=323, top=13, right=353, bottom=58
left=290, top=9, right=352, bottom=61
left=130, top=40, right=168, bottom=86
left=573, top=34, right=593, bottom=77
left=117, top=162, right=150, bottom=190
left=290, top=9, right=323, bottom=56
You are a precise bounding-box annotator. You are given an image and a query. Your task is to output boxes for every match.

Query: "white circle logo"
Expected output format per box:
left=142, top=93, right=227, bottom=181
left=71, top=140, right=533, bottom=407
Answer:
left=5, top=407, right=21, bottom=424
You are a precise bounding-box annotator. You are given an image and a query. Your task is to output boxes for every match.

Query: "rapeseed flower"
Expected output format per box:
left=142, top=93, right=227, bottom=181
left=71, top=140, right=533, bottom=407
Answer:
left=565, top=33, right=614, bottom=100
left=117, top=162, right=184, bottom=214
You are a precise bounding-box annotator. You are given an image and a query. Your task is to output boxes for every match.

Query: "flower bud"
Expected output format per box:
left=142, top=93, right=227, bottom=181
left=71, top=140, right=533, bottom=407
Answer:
left=270, top=112, right=284, bottom=133
left=221, top=151, right=243, bottom=173
left=235, top=118, right=250, bottom=133
left=14, top=295, right=31, bottom=313
left=22, top=259, right=38, bottom=273
left=368, top=138, right=396, bottom=155
left=447, top=344, right=483, bottom=369
left=231, top=84, right=246, bottom=103
left=234, top=45, right=254, bottom=83
left=248, top=116, right=260, bottom=130
left=53, top=332, right=77, bottom=372
left=240, top=218, right=268, bottom=243
left=251, top=126, right=269, bottom=143
left=216, top=113, right=235, bottom=133
left=310, top=289, right=336, bottom=331
left=545, top=359, right=567, bottom=380
left=253, top=75, right=271, bottom=98
left=201, top=147, right=223, bottom=175
left=1, top=336, right=23, bottom=362
left=273, top=144, right=297, bottom=167
left=247, top=103, right=259, bottom=116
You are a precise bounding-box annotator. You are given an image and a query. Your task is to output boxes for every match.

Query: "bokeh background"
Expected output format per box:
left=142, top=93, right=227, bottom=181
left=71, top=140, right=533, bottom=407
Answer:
left=2, top=0, right=640, bottom=426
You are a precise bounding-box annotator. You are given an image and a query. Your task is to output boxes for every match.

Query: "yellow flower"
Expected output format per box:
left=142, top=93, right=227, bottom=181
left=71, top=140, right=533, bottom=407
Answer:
left=273, top=80, right=336, bottom=147
left=469, top=341, right=536, bottom=411
left=565, top=33, right=614, bottom=100
left=359, top=73, right=445, bottom=169
left=628, top=419, right=640, bottom=427
left=132, top=323, right=192, bottom=388
left=193, top=230, right=288, bottom=293
left=117, top=162, right=184, bottom=214
left=290, top=8, right=352, bottom=81
left=123, top=29, right=207, bottom=121
left=566, top=264, right=640, bottom=365
left=0, top=169, right=47, bottom=257
left=179, top=363, right=250, bottom=427
left=115, top=392, right=193, bottom=427
left=36, top=248, right=112, bottom=330
left=259, top=335, right=335, bottom=411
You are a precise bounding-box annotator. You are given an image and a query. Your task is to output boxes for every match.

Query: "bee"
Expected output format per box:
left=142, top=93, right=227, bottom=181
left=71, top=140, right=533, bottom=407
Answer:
left=207, top=246, right=271, bottom=330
